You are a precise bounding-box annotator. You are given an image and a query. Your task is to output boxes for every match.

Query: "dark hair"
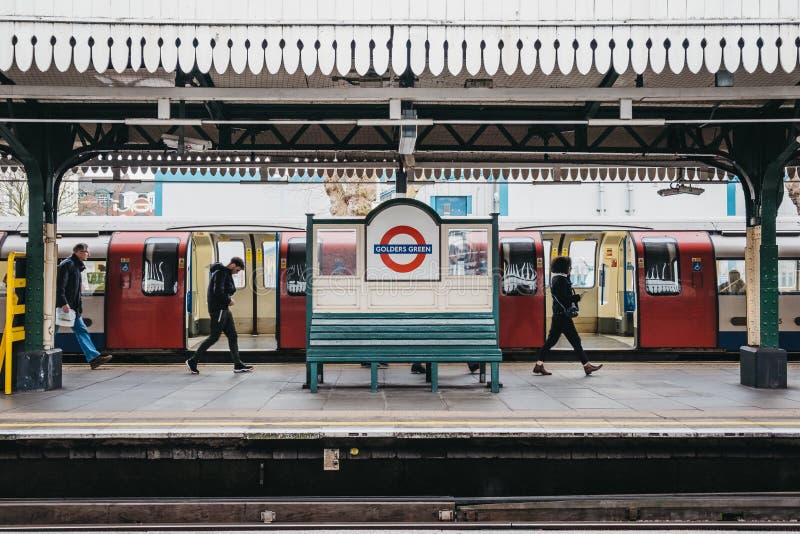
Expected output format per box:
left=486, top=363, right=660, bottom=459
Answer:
left=550, top=255, right=572, bottom=275
left=228, top=256, right=245, bottom=269
left=73, top=243, right=89, bottom=253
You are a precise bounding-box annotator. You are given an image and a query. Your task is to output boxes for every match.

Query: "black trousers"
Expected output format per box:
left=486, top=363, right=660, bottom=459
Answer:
left=537, top=314, right=589, bottom=365
left=193, top=308, right=241, bottom=364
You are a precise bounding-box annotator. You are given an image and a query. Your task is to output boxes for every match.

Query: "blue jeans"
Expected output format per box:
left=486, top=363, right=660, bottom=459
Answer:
left=56, top=315, right=100, bottom=363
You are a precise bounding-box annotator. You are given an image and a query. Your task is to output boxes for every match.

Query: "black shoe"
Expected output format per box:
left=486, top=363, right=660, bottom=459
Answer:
left=186, top=358, right=199, bottom=375
left=467, top=362, right=480, bottom=374
left=89, top=354, right=112, bottom=370
left=233, top=363, right=254, bottom=373
left=410, top=363, right=426, bottom=374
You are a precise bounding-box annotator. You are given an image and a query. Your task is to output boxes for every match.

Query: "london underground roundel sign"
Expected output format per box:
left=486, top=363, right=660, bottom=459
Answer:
left=376, top=225, right=431, bottom=273
left=366, top=203, right=440, bottom=281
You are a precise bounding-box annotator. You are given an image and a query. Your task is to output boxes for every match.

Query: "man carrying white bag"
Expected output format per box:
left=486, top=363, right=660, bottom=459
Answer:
left=56, top=243, right=112, bottom=369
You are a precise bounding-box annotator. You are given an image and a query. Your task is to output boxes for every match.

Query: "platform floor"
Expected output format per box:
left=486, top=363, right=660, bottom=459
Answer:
left=2, top=362, right=800, bottom=438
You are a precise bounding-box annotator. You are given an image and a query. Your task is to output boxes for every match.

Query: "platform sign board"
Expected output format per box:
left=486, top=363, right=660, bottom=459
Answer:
left=366, top=203, right=440, bottom=281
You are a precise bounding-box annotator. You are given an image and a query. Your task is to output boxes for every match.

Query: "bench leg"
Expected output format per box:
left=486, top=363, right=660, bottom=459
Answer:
left=370, top=363, right=379, bottom=393
left=490, top=362, right=499, bottom=393
left=319, top=363, right=324, bottom=384
left=425, top=362, right=431, bottom=383
left=479, top=362, right=486, bottom=383
left=309, top=362, right=318, bottom=393
left=430, top=362, right=438, bottom=393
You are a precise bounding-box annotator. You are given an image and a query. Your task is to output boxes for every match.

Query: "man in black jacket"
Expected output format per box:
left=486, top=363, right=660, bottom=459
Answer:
left=56, top=243, right=112, bottom=369
left=186, top=257, right=253, bottom=374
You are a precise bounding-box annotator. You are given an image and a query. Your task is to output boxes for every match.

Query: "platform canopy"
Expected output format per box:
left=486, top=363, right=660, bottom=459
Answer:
left=3, top=0, right=800, bottom=77
left=0, top=0, right=799, bottom=177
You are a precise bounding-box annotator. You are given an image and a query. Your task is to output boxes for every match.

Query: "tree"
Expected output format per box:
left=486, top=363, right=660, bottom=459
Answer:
left=787, top=181, right=800, bottom=216
left=0, top=168, right=81, bottom=216
left=323, top=173, right=376, bottom=216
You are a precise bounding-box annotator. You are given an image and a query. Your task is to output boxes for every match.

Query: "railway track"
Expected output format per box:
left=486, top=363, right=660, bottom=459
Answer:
left=1, top=493, right=799, bottom=529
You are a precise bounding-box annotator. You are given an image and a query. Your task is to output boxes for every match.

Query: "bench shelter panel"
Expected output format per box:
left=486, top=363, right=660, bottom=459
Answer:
left=305, top=198, right=502, bottom=392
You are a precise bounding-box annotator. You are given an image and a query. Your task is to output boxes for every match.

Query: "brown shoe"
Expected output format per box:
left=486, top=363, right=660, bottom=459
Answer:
left=89, top=354, right=112, bottom=370
left=532, top=362, right=552, bottom=376
left=583, top=362, right=603, bottom=376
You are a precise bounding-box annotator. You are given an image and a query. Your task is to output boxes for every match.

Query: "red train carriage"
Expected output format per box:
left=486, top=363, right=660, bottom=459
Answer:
left=0, top=217, right=798, bottom=356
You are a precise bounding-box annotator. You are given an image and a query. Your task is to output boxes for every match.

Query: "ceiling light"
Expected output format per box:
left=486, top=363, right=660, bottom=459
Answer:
left=657, top=183, right=705, bottom=196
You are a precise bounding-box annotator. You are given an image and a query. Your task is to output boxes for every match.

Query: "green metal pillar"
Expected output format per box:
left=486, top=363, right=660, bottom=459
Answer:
left=731, top=125, right=798, bottom=388
left=0, top=124, right=73, bottom=352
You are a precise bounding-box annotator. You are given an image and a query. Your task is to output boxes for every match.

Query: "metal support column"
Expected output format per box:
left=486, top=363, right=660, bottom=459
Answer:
left=732, top=126, right=799, bottom=388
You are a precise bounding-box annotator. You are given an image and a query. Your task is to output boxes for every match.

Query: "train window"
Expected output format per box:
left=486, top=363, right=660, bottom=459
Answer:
left=779, top=260, right=800, bottom=294
left=642, top=237, right=681, bottom=296
left=81, top=261, right=107, bottom=295
left=543, top=241, right=552, bottom=285
left=569, top=240, right=596, bottom=288
left=142, top=237, right=180, bottom=296
left=286, top=238, right=307, bottom=296
left=316, top=229, right=357, bottom=276
left=262, top=239, right=277, bottom=289
left=501, top=237, right=537, bottom=295
left=217, top=240, right=246, bottom=288
left=717, top=259, right=746, bottom=295
left=448, top=229, right=488, bottom=276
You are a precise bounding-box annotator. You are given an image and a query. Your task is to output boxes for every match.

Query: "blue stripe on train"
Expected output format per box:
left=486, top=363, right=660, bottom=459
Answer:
left=719, top=331, right=800, bottom=352
left=55, top=333, right=106, bottom=355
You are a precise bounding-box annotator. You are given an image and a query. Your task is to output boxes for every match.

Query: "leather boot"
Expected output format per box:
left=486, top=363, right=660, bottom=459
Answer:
left=583, top=362, right=603, bottom=376
left=532, top=362, right=552, bottom=376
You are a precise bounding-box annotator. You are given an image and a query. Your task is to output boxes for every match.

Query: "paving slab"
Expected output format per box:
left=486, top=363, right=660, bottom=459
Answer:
left=0, top=362, right=799, bottom=439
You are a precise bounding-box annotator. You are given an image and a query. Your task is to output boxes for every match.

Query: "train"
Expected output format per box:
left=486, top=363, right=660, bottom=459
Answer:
left=0, top=215, right=798, bottom=357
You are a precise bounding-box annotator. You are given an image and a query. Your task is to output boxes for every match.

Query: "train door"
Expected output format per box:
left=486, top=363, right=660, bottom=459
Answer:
left=106, top=231, right=189, bottom=350
left=631, top=231, right=716, bottom=348
left=498, top=231, right=545, bottom=349
left=541, top=231, right=637, bottom=351
left=278, top=232, right=306, bottom=349
left=254, top=232, right=279, bottom=343
left=596, top=233, right=637, bottom=348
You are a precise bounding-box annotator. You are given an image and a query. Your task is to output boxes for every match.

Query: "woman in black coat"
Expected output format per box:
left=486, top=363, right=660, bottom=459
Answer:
left=533, top=255, right=603, bottom=376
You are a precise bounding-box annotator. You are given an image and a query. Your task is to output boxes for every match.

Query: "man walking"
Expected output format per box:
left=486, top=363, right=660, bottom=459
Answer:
left=186, top=257, right=253, bottom=374
left=56, top=243, right=112, bottom=369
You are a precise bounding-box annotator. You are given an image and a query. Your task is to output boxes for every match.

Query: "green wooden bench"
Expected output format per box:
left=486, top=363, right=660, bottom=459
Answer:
left=305, top=312, right=502, bottom=393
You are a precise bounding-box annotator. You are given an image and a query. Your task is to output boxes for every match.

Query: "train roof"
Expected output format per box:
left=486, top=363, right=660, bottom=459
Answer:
left=0, top=216, right=796, bottom=235
left=500, top=217, right=800, bottom=234
left=0, top=216, right=307, bottom=234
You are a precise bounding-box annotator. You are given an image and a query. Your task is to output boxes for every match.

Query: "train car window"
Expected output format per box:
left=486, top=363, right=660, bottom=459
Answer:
left=501, top=237, right=537, bottom=295
left=779, top=260, right=800, bottom=294
left=286, top=238, right=307, bottom=296
left=142, top=237, right=180, bottom=296
left=448, top=229, right=488, bottom=275
left=217, top=240, right=246, bottom=289
left=543, top=241, right=552, bottom=285
left=569, top=240, right=596, bottom=288
left=717, top=259, right=746, bottom=295
left=642, top=237, right=681, bottom=296
left=81, top=260, right=107, bottom=295
left=262, top=240, right=277, bottom=289
left=316, top=229, right=357, bottom=276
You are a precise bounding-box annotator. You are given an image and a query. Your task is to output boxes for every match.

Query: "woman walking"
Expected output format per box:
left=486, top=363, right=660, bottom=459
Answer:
left=533, top=255, right=603, bottom=376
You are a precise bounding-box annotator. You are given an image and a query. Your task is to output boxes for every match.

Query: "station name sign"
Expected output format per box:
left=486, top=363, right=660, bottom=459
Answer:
left=373, top=244, right=433, bottom=254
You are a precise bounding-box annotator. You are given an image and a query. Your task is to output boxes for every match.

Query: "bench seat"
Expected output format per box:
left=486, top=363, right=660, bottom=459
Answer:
left=306, top=312, right=502, bottom=393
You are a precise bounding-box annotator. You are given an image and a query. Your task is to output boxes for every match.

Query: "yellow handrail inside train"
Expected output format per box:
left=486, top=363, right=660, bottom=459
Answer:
left=0, top=252, right=25, bottom=395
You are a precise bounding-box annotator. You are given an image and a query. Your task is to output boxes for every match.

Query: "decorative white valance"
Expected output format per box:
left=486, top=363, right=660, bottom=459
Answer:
left=1, top=0, right=799, bottom=76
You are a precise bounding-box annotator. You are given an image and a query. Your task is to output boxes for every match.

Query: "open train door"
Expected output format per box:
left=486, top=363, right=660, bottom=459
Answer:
left=631, top=231, right=716, bottom=348
left=278, top=231, right=307, bottom=349
left=106, top=231, right=189, bottom=350
left=498, top=231, right=546, bottom=349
